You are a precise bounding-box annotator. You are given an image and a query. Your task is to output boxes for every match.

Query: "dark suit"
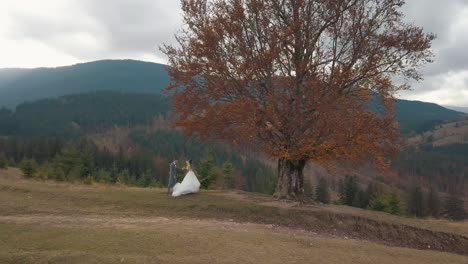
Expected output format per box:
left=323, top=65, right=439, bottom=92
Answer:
left=167, top=162, right=177, bottom=194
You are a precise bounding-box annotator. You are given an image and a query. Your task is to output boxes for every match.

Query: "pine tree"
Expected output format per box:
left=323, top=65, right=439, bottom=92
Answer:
left=303, top=177, right=313, bottom=200
left=338, top=179, right=345, bottom=203
left=36, top=162, right=51, bottom=180
left=315, top=177, right=330, bottom=204
left=54, top=143, right=80, bottom=176
left=221, top=162, right=235, bottom=189
left=407, top=186, right=426, bottom=217
left=79, top=148, right=95, bottom=178
left=116, top=169, right=130, bottom=185
left=48, top=160, right=66, bottom=181
left=368, top=192, right=401, bottom=215
left=97, top=169, right=112, bottom=184
left=0, top=153, right=7, bottom=169
left=443, top=193, right=466, bottom=220
left=341, top=175, right=359, bottom=206
left=366, top=183, right=382, bottom=203
left=8, top=158, right=16, bottom=168
left=198, top=153, right=218, bottom=189
left=388, top=193, right=402, bottom=215
left=427, top=187, right=441, bottom=218
left=67, top=165, right=82, bottom=181
left=353, top=190, right=369, bottom=208
left=136, top=170, right=154, bottom=187
left=368, top=193, right=388, bottom=212
left=20, top=158, right=38, bottom=178
left=116, top=147, right=126, bottom=171
left=110, top=163, right=118, bottom=183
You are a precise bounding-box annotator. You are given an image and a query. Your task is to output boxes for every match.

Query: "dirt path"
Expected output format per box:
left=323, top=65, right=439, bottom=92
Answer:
left=212, top=191, right=468, bottom=256
left=0, top=214, right=319, bottom=237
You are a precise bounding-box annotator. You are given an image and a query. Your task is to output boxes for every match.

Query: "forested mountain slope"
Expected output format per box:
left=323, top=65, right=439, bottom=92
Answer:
left=0, top=59, right=465, bottom=135
left=0, top=60, right=169, bottom=108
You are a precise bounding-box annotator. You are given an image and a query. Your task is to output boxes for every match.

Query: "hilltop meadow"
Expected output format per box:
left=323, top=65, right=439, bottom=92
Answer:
left=1, top=168, right=467, bottom=263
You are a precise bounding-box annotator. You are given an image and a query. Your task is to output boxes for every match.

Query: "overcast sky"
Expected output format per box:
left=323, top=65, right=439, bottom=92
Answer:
left=1, top=0, right=467, bottom=106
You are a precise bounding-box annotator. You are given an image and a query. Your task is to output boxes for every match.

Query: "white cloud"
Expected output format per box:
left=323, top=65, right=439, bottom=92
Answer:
left=399, top=0, right=468, bottom=106
left=0, top=0, right=181, bottom=67
left=399, top=70, right=468, bottom=106
left=0, top=38, right=82, bottom=68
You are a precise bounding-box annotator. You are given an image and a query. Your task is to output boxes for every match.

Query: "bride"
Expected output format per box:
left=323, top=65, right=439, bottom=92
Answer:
left=172, top=160, right=200, bottom=197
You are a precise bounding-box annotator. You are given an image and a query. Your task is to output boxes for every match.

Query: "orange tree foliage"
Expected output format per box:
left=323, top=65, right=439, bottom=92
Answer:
left=162, top=0, right=434, bottom=199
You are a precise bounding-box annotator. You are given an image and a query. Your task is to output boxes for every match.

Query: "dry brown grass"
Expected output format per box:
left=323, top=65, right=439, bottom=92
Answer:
left=407, top=119, right=468, bottom=146
left=0, top=169, right=467, bottom=263
left=1, top=216, right=467, bottom=264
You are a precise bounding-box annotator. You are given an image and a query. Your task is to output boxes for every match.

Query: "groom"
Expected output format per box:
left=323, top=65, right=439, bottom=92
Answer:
left=167, top=159, right=178, bottom=195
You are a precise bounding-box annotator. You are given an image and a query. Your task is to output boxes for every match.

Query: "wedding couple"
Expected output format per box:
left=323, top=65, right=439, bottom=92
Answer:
left=167, top=159, right=200, bottom=197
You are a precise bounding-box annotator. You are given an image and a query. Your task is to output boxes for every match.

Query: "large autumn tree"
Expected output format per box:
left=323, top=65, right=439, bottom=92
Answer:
left=162, top=0, right=434, bottom=199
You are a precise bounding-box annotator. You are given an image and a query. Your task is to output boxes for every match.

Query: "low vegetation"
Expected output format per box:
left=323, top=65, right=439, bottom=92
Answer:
left=3, top=141, right=465, bottom=222
left=0, top=133, right=275, bottom=193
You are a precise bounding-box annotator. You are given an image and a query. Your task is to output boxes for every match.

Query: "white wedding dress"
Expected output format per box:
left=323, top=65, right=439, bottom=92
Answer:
left=172, top=168, right=200, bottom=197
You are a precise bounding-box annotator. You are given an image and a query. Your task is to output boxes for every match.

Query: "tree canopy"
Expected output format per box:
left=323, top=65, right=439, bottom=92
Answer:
left=163, top=0, right=434, bottom=199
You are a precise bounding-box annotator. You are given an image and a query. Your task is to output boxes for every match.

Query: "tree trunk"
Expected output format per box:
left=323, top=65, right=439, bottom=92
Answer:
left=275, top=158, right=306, bottom=200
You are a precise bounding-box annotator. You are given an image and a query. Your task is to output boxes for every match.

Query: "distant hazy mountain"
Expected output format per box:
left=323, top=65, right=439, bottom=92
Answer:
left=444, top=105, right=468, bottom=114
left=0, top=60, right=169, bottom=108
left=394, top=100, right=465, bottom=134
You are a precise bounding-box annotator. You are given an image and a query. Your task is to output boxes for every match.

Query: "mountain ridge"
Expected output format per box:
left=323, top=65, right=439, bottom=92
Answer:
left=444, top=105, right=468, bottom=114
left=0, top=59, right=465, bottom=135
left=0, top=59, right=169, bottom=108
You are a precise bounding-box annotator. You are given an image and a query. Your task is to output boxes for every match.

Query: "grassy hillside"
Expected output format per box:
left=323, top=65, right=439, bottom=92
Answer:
left=0, top=170, right=467, bottom=263
left=0, top=60, right=169, bottom=108
left=0, top=63, right=466, bottom=215
left=407, top=119, right=468, bottom=147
